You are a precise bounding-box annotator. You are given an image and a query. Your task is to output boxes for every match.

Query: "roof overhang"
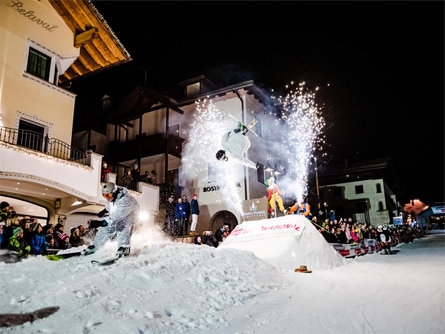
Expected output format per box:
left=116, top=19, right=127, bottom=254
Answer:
left=49, top=0, right=132, bottom=84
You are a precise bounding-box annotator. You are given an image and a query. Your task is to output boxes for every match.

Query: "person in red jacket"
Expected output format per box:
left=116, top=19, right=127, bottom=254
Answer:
left=265, top=177, right=286, bottom=216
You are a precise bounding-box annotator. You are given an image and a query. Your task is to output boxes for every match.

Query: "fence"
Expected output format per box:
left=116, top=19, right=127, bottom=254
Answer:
left=0, top=127, right=89, bottom=165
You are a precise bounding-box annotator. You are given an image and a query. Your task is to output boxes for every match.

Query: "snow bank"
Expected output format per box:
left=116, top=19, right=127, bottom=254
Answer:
left=219, top=215, right=345, bottom=271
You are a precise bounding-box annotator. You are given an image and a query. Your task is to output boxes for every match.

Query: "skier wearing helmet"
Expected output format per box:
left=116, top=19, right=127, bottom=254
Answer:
left=216, top=121, right=258, bottom=170
left=82, top=182, right=140, bottom=257
left=376, top=225, right=392, bottom=254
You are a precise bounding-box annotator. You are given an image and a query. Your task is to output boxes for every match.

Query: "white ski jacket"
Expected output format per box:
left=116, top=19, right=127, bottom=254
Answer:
left=221, top=130, right=257, bottom=169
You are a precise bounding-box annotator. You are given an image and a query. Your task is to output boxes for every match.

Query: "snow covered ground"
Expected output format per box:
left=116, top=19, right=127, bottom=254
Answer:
left=1, top=225, right=444, bottom=334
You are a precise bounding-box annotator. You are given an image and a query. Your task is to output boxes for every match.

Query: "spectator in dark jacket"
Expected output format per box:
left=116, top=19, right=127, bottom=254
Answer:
left=164, top=196, right=176, bottom=236
left=30, top=222, right=47, bottom=255
left=182, top=195, right=191, bottom=235
left=202, top=231, right=218, bottom=247
left=174, top=198, right=187, bottom=236
left=69, top=227, right=82, bottom=247
left=335, top=228, right=347, bottom=244
left=53, top=224, right=70, bottom=249
left=190, top=194, right=200, bottom=235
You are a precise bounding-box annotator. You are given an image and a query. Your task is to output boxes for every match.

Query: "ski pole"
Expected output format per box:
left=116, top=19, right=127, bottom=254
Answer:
left=311, top=221, right=331, bottom=233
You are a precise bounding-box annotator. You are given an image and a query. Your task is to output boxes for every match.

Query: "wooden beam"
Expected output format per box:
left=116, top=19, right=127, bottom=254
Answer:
left=84, top=42, right=108, bottom=67
left=74, top=27, right=98, bottom=48
left=77, top=48, right=97, bottom=72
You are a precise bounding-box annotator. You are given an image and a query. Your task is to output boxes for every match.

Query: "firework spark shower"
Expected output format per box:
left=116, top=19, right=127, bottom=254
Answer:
left=272, top=82, right=326, bottom=203
left=181, top=99, right=245, bottom=213
left=181, top=83, right=325, bottom=214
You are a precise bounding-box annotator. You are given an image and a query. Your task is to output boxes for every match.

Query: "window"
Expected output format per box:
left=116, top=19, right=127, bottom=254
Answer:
left=376, top=183, right=382, bottom=193
left=378, top=201, right=384, bottom=211
left=355, top=185, right=364, bottom=194
left=186, top=83, right=200, bottom=97
left=27, top=47, right=51, bottom=81
left=256, top=162, right=264, bottom=184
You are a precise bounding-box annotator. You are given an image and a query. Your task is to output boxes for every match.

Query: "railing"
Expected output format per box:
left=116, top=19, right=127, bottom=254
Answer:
left=0, top=127, right=89, bottom=165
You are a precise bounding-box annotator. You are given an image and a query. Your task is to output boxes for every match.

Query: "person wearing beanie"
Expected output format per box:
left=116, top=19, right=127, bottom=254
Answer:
left=8, top=227, right=30, bottom=258
left=53, top=224, right=70, bottom=249
left=30, top=223, right=47, bottom=255
left=190, top=194, right=200, bottom=235
left=0, top=201, right=10, bottom=222
left=82, top=181, right=140, bottom=257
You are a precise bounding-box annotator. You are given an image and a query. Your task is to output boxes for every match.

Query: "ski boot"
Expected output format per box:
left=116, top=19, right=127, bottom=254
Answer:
left=81, top=245, right=97, bottom=256
left=116, top=246, right=130, bottom=257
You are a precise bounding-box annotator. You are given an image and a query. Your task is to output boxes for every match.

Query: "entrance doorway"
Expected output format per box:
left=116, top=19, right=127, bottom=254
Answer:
left=210, top=210, right=238, bottom=233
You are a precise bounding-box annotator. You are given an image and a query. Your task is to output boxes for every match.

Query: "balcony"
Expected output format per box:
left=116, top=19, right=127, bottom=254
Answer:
left=108, top=133, right=184, bottom=163
left=0, top=127, right=89, bottom=165
left=0, top=126, right=103, bottom=208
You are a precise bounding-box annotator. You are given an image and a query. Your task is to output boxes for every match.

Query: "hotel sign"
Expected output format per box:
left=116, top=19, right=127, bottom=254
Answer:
left=242, top=198, right=268, bottom=221
left=5, top=0, right=58, bottom=32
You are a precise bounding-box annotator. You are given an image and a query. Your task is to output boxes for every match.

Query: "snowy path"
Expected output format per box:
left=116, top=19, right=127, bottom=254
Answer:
left=0, top=231, right=444, bottom=334
left=217, top=231, right=445, bottom=334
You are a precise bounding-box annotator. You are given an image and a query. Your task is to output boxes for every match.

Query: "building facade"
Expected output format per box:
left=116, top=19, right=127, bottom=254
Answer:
left=314, top=159, right=400, bottom=226
left=0, top=0, right=159, bottom=226
left=73, top=77, right=281, bottom=232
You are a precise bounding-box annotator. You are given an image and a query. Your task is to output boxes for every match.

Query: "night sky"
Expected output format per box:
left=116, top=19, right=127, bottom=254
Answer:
left=74, top=1, right=444, bottom=205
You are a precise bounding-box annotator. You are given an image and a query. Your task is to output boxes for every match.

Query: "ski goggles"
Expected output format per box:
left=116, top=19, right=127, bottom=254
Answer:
left=102, top=192, right=113, bottom=199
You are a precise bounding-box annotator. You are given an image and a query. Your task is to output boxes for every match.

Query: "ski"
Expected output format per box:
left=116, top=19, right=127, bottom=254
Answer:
left=227, top=114, right=259, bottom=137
left=91, top=255, right=122, bottom=266
left=45, top=251, right=83, bottom=261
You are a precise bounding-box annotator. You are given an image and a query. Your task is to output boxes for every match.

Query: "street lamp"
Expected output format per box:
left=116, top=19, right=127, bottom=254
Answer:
left=314, top=157, right=320, bottom=212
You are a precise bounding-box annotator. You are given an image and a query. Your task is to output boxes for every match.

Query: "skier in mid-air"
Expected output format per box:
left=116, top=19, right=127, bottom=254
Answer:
left=216, top=120, right=258, bottom=170
left=82, top=182, right=140, bottom=257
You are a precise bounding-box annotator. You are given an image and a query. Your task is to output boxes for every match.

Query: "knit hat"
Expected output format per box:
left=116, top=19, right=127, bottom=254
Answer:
left=0, top=201, right=9, bottom=210
left=30, top=222, right=41, bottom=232
left=12, top=227, right=23, bottom=237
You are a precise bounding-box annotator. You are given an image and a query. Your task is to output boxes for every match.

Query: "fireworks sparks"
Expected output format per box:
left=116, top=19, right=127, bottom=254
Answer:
left=181, top=82, right=325, bottom=214
left=273, top=82, right=325, bottom=202
left=181, top=99, right=245, bottom=213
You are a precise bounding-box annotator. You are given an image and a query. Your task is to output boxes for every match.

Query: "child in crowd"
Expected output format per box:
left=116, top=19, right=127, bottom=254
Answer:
left=30, top=222, right=47, bottom=255
left=8, top=227, right=30, bottom=258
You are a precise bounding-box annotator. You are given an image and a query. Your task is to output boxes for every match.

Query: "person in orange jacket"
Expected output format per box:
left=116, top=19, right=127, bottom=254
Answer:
left=265, top=177, right=286, bottom=216
left=289, top=197, right=311, bottom=219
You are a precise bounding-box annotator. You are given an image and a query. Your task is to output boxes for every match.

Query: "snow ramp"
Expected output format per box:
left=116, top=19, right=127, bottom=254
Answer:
left=219, top=215, right=345, bottom=271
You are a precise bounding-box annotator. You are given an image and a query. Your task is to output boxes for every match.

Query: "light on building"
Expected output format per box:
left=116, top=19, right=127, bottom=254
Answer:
left=71, top=200, right=82, bottom=206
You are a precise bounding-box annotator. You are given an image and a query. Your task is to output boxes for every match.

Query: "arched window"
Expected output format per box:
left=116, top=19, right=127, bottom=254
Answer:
left=376, top=183, right=382, bottom=193
left=378, top=201, right=384, bottom=211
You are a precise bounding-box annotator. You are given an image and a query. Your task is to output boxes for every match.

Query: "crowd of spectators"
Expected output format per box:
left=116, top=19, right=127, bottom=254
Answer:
left=0, top=201, right=91, bottom=260
left=310, top=214, right=425, bottom=246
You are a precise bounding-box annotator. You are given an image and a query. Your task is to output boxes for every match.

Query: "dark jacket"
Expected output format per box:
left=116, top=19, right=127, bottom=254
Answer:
left=183, top=200, right=191, bottom=219
left=214, top=228, right=225, bottom=242
left=174, top=203, right=187, bottom=219
left=31, top=233, right=47, bottom=255
left=165, top=201, right=176, bottom=219
left=191, top=199, right=200, bottom=215
left=336, top=230, right=347, bottom=244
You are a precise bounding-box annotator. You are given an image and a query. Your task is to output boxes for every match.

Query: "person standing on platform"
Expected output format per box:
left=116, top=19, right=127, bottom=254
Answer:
left=190, top=194, right=200, bottom=235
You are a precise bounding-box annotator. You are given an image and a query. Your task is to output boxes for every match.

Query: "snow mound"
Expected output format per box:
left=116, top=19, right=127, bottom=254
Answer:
left=219, top=215, right=345, bottom=271
left=0, top=242, right=282, bottom=334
